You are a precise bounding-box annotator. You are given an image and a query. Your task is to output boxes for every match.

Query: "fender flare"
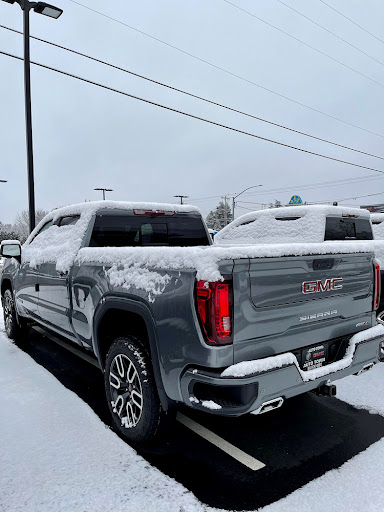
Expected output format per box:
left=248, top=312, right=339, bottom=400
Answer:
left=92, top=296, right=170, bottom=411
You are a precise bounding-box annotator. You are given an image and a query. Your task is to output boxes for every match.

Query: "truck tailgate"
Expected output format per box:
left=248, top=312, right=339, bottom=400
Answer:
left=232, top=253, right=375, bottom=364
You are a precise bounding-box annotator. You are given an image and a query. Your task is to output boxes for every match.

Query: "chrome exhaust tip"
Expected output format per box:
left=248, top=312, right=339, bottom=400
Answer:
left=355, top=362, right=375, bottom=376
left=252, top=397, right=284, bottom=415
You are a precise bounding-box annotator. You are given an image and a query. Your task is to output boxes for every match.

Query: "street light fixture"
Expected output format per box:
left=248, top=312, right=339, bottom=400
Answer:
left=232, top=185, right=263, bottom=220
left=1, top=0, right=63, bottom=234
left=94, top=188, right=113, bottom=200
left=0, top=180, right=8, bottom=183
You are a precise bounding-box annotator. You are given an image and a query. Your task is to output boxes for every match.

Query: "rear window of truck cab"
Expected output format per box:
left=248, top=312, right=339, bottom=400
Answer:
left=89, top=213, right=211, bottom=247
left=324, top=216, right=373, bottom=241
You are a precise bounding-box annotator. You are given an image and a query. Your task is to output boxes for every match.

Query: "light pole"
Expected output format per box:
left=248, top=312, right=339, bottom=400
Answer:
left=232, top=185, right=262, bottom=220
left=174, top=195, right=189, bottom=205
left=94, top=188, right=113, bottom=200
left=1, top=1, right=63, bottom=234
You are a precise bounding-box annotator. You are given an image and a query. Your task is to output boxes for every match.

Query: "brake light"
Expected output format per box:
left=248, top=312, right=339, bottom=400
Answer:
left=133, top=209, right=175, bottom=216
left=374, top=262, right=381, bottom=311
left=196, top=280, right=232, bottom=345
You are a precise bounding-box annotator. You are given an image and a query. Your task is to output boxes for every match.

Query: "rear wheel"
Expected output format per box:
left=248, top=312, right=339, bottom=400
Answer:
left=105, top=336, right=174, bottom=445
left=3, top=289, right=29, bottom=342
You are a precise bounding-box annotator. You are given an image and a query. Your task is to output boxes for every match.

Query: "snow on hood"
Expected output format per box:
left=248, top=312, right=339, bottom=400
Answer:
left=22, top=200, right=201, bottom=273
left=215, top=205, right=371, bottom=245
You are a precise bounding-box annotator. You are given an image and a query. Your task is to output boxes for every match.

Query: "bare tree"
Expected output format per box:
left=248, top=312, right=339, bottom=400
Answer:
left=13, top=210, right=48, bottom=242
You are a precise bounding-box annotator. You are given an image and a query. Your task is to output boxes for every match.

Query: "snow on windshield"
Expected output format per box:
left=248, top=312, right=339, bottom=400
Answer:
left=215, top=205, right=371, bottom=245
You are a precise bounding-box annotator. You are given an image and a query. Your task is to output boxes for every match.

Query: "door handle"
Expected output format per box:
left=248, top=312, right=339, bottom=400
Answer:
left=35, top=283, right=39, bottom=292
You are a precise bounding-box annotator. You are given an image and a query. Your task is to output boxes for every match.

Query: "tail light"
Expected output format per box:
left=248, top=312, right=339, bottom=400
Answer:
left=196, top=280, right=233, bottom=345
left=374, top=262, right=381, bottom=311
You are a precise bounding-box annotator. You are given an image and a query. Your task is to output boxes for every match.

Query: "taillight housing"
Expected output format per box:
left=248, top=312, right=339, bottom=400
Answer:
left=196, top=280, right=233, bottom=345
left=374, top=261, right=381, bottom=311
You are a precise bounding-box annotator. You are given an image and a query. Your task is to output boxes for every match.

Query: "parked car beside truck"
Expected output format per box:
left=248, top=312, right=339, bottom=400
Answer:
left=1, top=201, right=383, bottom=445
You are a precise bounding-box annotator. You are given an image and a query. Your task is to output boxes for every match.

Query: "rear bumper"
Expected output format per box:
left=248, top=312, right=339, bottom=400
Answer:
left=180, top=334, right=384, bottom=416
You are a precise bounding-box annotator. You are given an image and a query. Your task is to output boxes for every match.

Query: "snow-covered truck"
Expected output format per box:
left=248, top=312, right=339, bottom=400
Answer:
left=1, top=201, right=383, bottom=445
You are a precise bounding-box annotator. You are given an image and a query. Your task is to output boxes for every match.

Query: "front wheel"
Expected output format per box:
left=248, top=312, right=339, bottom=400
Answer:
left=105, top=336, right=174, bottom=445
left=3, top=289, right=28, bottom=341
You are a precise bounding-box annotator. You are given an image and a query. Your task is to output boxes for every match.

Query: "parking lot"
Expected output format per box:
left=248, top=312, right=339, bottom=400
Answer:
left=15, top=326, right=384, bottom=511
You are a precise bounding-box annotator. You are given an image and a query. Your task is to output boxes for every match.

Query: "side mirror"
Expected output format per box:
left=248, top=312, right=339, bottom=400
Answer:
left=1, top=240, right=21, bottom=258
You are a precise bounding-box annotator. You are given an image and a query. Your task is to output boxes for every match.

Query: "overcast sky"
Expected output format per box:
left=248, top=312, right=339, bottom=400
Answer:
left=1, top=0, right=384, bottom=224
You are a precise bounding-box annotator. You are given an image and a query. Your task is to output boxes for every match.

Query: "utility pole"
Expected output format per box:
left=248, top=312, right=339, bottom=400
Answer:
left=174, top=195, right=189, bottom=204
left=94, top=188, right=113, bottom=200
left=221, top=195, right=230, bottom=226
left=1, top=0, right=63, bottom=234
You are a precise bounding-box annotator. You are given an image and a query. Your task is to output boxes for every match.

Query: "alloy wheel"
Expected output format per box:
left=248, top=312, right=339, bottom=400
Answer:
left=3, top=293, right=13, bottom=336
left=109, top=353, right=143, bottom=429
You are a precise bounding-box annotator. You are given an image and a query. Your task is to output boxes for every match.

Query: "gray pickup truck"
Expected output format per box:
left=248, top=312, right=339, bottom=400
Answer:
left=1, top=201, right=384, bottom=445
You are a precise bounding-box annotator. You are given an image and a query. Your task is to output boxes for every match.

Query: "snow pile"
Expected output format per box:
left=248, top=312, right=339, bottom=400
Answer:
left=107, top=265, right=172, bottom=303
left=221, top=324, right=384, bottom=381
left=0, top=320, right=203, bottom=512
left=22, top=200, right=200, bottom=273
left=216, top=205, right=370, bottom=245
left=201, top=400, right=222, bottom=410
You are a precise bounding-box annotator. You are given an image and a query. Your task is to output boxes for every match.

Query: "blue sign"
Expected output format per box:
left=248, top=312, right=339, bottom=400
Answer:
left=288, top=195, right=303, bottom=205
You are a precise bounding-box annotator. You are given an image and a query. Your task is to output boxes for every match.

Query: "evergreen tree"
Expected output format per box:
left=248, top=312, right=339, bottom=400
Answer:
left=206, top=201, right=233, bottom=230
left=269, top=199, right=282, bottom=209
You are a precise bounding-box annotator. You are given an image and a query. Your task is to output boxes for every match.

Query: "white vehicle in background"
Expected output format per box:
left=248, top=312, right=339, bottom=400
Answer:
left=216, top=205, right=384, bottom=322
left=371, top=213, right=384, bottom=240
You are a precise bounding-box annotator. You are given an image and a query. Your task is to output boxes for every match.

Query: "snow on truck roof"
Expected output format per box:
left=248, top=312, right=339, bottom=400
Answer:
left=19, top=202, right=375, bottom=303
left=215, top=205, right=370, bottom=245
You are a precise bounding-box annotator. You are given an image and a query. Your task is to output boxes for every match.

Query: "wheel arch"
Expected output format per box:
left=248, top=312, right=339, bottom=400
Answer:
left=93, top=296, right=170, bottom=410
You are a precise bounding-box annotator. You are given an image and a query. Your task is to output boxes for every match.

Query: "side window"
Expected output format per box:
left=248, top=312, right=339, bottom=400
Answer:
left=30, top=219, right=54, bottom=243
left=58, top=215, right=80, bottom=227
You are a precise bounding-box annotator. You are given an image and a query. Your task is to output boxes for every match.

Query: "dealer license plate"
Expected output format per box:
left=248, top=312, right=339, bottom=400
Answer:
left=301, top=344, right=327, bottom=371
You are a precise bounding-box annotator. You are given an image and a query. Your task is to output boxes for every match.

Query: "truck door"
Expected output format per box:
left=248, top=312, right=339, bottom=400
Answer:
left=14, top=219, right=55, bottom=319
left=36, top=216, right=79, bottom=338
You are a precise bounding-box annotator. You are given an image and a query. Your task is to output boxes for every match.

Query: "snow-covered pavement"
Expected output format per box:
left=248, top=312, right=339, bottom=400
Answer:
left=1, top=308, right=384, bottom=511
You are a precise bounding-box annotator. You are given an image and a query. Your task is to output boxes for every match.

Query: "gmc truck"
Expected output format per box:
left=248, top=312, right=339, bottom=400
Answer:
left=1, top=201, right=383, bottom=445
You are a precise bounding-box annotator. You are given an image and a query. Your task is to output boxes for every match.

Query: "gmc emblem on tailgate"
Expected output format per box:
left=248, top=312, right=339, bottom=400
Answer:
left=302, top=278, right=343, bottom=294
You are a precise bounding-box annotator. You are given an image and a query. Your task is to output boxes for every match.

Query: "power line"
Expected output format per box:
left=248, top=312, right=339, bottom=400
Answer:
left=64, top=0, right=384, bottom=140
left=276, top=0, right=384, bottom=67
left=2, top=24, right=383, bottom=162
left=189, top=174, right=384, bottom=202
left=322, top=190, right=384, bottom=203
left=318, top=0, right=384, bottom=46
left=239, top=174, right=384, bottom=199
left=222, top=0, right=384, bottom=90
left=3, top=48, right=384, bottom=175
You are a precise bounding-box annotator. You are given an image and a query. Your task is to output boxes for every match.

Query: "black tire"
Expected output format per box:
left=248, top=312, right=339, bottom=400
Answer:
left=105, top=336, right=174, bottom=445
left=3, top=289, right=29, bottom=342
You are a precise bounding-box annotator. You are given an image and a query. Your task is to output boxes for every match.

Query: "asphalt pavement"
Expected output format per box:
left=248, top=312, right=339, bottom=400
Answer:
left=17, top=327, right=384, bottom=511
